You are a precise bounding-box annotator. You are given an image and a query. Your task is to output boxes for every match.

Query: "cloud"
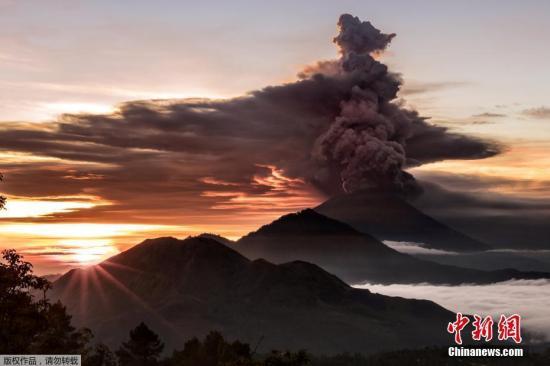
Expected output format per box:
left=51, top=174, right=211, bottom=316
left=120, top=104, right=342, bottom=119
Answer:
left=383, top=240, right=459, bottom=255
left=414, top=178, right=550, bottom=212
left=0, top=14, right=501, bottom=225
left=522, top=106, right=550, bottom=119
left=472, top=112, right=506, bottom=118
left=469, top=120, right=496, bottom=125
left=489, top=249, right=550, bottom=255
left=409, top=175, right=550, bottom=249
left=384, top=242, right=550, bottom=272
left=355, top=279, right=550, bottom=342
left=333, top=14, right=395, bottom=55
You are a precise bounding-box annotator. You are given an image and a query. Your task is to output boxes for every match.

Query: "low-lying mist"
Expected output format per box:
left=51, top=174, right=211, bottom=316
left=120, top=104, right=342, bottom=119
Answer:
left=384, top=241, right=550, bottom=272
left=355, top=279, right=550, bottom=342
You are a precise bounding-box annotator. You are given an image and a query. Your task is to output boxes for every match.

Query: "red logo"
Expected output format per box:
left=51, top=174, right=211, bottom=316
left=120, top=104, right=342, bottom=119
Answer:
left=447, top=313, right=522, bottom=344
left=447, top=312, right=470, bottom=345
left=472, top=314, right=494, bottom=342
left=498, top=314, right=522, bottom=344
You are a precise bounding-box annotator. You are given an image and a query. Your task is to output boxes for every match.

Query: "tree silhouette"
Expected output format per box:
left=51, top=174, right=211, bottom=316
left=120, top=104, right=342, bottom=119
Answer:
left=0, top=249, right=90, bottom=354
left=87, top=343, right=117, bottom=366
left=29, top=301, right=92, bottom=354
left=116, top=322, right=165, bottom=366
left=0, top=172, right=5, bottom=209
left=170, top=331, right=255, bottom=366
left=264, top=350, right=310, bottom=366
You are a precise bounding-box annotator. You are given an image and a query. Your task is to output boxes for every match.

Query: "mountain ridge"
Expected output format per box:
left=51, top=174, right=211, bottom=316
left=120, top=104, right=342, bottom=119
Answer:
left=235, top=209, right=550, bottom=285
left=50, top=236, right=454, bottom=354
left=315, top=190, right=491, bottom=252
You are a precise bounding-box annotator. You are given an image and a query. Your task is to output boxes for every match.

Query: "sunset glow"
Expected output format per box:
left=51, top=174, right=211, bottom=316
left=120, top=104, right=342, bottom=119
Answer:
left=2, top=1, right=550, bottom=277
left=412, top=143, right=550, bottom=197
left=0, top=223, right=177, bottom=239
left=65, top=240, right=120, bottom=264
left=0, top=198, right=98, bottom=218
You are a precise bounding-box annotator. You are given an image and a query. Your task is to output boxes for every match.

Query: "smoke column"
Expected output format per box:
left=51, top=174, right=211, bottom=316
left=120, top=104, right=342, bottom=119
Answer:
left=314, top=14, right=428, bottom=194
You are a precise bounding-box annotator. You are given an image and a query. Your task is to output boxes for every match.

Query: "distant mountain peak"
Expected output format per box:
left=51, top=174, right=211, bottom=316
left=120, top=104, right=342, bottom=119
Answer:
left=241, top=208, right=360, bottom=239
left=316, top=190, right=491, bottom=252
left=234, top=206, right=546, bottom=285
left=197, top=233, right=235, bottom=246
left=102, top=235, right=249, bottom=277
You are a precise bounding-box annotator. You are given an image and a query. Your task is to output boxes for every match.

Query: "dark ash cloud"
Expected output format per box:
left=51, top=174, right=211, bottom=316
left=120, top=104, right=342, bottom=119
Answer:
left=0, top=14, right=501, bottom=223
left=410, top=172, right=550, bottom=249
left=333, top=14, right=395, bottom=55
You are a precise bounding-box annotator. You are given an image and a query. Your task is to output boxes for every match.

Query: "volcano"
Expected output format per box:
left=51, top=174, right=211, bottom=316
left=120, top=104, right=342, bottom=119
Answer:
left=315, top=190, right=491, bottom=252
left=235, top=209, right=549, bottom=285
left=50, top=236, right=453, bottom=354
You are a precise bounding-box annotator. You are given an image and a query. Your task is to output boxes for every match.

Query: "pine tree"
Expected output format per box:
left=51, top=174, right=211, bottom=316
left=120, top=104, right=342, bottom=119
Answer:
left=86, top=343, right=117, bottom=366
left=116, top=322, right=165, bottom=366
left=0, top=172, right=5, bottom=209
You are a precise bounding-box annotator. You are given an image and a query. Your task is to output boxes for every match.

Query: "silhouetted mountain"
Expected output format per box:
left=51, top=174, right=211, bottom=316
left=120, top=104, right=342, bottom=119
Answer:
left=198, top=233, right=236, bottom=246
left=316, top=190, right=491, bottom=252
left=50, top=236, right=454, bottom=355
left=236, top=209, right=550, bottom=284
left=42, top=273, right=62, bottom=282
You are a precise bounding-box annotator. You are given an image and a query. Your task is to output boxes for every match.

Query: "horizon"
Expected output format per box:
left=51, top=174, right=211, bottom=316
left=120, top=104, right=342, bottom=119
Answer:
left=2, top=1, right=550, bottom=275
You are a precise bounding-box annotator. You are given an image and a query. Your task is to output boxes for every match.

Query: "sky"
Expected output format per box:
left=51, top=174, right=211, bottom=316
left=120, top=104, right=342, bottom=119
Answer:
left=1, top=0, right=550, bottom=274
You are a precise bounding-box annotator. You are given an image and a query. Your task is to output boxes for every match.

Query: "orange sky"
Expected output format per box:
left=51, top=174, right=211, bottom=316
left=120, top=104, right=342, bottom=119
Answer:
left=2, top=3, right=550, bottom=275
left=2, top=139, right=549, bottom=275
left=0, top=161, right=324, bottom=274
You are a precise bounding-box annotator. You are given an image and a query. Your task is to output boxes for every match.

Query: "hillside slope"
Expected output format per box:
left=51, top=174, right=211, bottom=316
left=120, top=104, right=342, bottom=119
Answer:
left=51, top=236, right=454, bottom=354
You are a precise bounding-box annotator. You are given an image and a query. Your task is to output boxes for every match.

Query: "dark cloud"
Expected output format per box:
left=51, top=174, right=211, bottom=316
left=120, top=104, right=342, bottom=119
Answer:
left=311, top=14, right=499, bottom=193
left=469, top=120, right=496, bottom=125
left=414, top=180, right=550, bottom=213
left=522, top=106, right=550, bottom=119
left=0, top=14, right=501, bottom=223
left=333, top=14, right=395, bottom=55
left=472, top=112, right=506, bottom=118
left=410, top=173, right=550, bottom=249
left=404, top=124, right=502, bottom=166
left=414, top=170, right=550, bottom=197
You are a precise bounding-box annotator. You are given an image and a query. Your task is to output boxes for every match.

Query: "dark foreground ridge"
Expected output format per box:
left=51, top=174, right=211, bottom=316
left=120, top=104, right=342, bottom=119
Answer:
left=236, top=209, right=550, bottom=285
left=51, top=236, right=453, bottom=354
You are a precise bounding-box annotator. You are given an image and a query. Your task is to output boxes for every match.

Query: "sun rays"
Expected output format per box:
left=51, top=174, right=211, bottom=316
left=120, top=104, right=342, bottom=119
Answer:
left=54, top=259, right=180, bottom=334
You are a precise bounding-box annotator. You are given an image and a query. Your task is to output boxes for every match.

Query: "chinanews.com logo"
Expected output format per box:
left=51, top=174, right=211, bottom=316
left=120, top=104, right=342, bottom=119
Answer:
left=446, top=313, right=524, bottom=357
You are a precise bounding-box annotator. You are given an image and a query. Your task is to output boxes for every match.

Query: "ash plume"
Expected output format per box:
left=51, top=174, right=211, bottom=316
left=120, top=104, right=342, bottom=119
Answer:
left=314, top=14, right=442, bottom=194
left=0, top=14, right=502, bottom=221
left=334, top=14, right=396, bottom=56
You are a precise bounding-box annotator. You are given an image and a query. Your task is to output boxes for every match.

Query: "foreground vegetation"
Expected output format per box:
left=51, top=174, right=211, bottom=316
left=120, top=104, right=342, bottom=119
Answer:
left=1, top=249, right=550, bottom=365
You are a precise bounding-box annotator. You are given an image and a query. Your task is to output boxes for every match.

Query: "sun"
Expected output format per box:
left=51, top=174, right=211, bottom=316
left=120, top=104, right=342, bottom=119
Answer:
left=59, top=239, right=120, bottom=264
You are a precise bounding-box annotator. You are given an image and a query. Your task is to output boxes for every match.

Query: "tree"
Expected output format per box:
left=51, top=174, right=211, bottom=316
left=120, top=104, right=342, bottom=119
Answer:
left=263, top=350, right=310, bottom=366
left=0, top=249, right=52, bottom=352
left=29, top=301, right=92, bottom=355
left=170, top=331, right=256, bottom=366
left=117, top=322, right=165, bottom=366
left=0, top=249, right=90, bottom=354
left=0, top=172, right=5, bottom=209
left=86, top=343, right=118, bottom=366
